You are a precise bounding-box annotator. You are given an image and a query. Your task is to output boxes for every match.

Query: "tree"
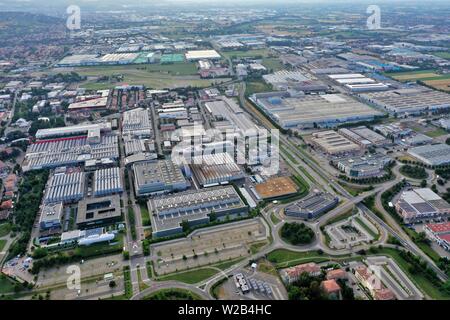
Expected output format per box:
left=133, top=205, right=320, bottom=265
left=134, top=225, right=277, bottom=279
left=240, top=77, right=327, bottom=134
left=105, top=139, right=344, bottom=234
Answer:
left=109, top=280, right=117, bottom=288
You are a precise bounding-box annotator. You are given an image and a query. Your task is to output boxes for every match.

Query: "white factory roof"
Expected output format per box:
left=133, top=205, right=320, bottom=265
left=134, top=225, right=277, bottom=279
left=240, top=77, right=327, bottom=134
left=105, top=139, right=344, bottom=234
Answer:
left=185, top=50, right=221, bottom=60
left=36, top=123, right=111, bottom=139
left=328, top=73, right=366, bottom=79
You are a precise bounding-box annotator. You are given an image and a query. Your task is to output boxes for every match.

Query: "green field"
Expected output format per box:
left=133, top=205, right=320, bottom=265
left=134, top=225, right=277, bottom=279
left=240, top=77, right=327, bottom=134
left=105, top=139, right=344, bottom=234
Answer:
left=0, top=239, right=6, bottom=251
left=425, top=128, right=448, bottom=138
left=0, top=222, right=11, bottom=238
left=69, top=64, right=226, bottom=90
left=433, top=51, right=450, bottom=59
left=387, top=69, right=450, bottom=82
left=270, top=212, right=281, bottom=224
left=157, top=268, right=218, bottom=284
left=142, top=288, right=202, bottom=300
left=140, top=204, right=151, bottom=227
left=221, top=49, right=270, bottom=59
left=262, top=57, right=284, bottom=72
left=245, top=80, right=273, bottom=95
left=0, top=275, right=16, bottom=294
left=354, top=217, right=378, bottom=239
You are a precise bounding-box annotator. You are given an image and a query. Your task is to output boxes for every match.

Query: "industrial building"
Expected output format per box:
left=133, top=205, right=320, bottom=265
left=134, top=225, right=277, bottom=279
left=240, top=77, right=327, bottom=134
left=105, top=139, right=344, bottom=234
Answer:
left=424, top=222, right=450, bottom=251
left=44, top=170, right=85, bottom=204
left=252, top=93, right=383, bottom=129
left=23, top=134, right=119, bottom=171
left=373, top=123, right=413, bottom=139
left=76, top=195, right=122, bottom=229
left=395, top=188, right=450, bottom=223
left=93, top=167, right=123, bottom=196
left=311, top=131, right=361, bottom=156
left=327, top=73, right=390, bottom=92
left=39, top=202, right=64, bottom=231
left=122, top=108, right=153, bottom=138
left=124, top=138, right=148, bottom=156
left=359, top=87, right=450, bottom=115
left=408, top=144, right=450, bottom=166
left=336, top=154, right=391, bottom=179
left=190, top=153, right=244, bottom=187
left=204, top=96, right=259, bottom=135
left=338, top=126, right=389, bottom=147
left=35, top=123, right=111, bottom=140
left=60, top=228, right=115, bottom=246
left=68, top=97, right=108, bottom=111
left=148, top=186, right=248, bottom=238
left=285, top=192, right=338, bottom=219
left=56, top=54, right=100, bottom=67
left=185, top=50, right=221, bottom=61
left=133, top=160, right=187, bottom=196
left=263, top=70, right=311, bottom=88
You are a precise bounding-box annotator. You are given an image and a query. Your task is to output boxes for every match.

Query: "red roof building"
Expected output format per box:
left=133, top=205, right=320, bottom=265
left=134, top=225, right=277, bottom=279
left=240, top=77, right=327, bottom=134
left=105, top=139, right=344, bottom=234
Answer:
left=321, top=279, right=341, bottom=299
left=326, top=269, right=347, bottom=280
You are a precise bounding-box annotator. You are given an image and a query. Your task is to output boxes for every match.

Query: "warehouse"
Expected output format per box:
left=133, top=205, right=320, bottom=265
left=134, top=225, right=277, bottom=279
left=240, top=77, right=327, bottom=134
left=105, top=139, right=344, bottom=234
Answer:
left=44, top=170, right=85, bottom=204
left=408, top=144, right=450, bottom=166
left=76, top=195, right=122, bottom=229
left=122, top=108, right=153, bottom=138
left=311, top=131, right=361, bottom=156
left=148, top=186, right=248, bottom=238
left=190, top=153, right=244, bottom=187
left=133, top=160, right=187, bottom=196
left=185, top=50, right=221, bottom=61
left=359, top=87, right=450, bottom=115
left=94, top=167, right=123, bottom=196
left=395, top=188, right=450, bottom=223
left=285, top=192, right=339, bottom=219
left=252, top=93, right=383, bottom=129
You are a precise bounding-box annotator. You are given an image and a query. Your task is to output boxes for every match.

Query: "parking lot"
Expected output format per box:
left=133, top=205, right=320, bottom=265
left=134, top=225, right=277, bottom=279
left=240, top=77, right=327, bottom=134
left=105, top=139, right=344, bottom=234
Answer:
left=151, top=218, right=268, bottom=275
left=216, top=266, right=288, bottom=300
